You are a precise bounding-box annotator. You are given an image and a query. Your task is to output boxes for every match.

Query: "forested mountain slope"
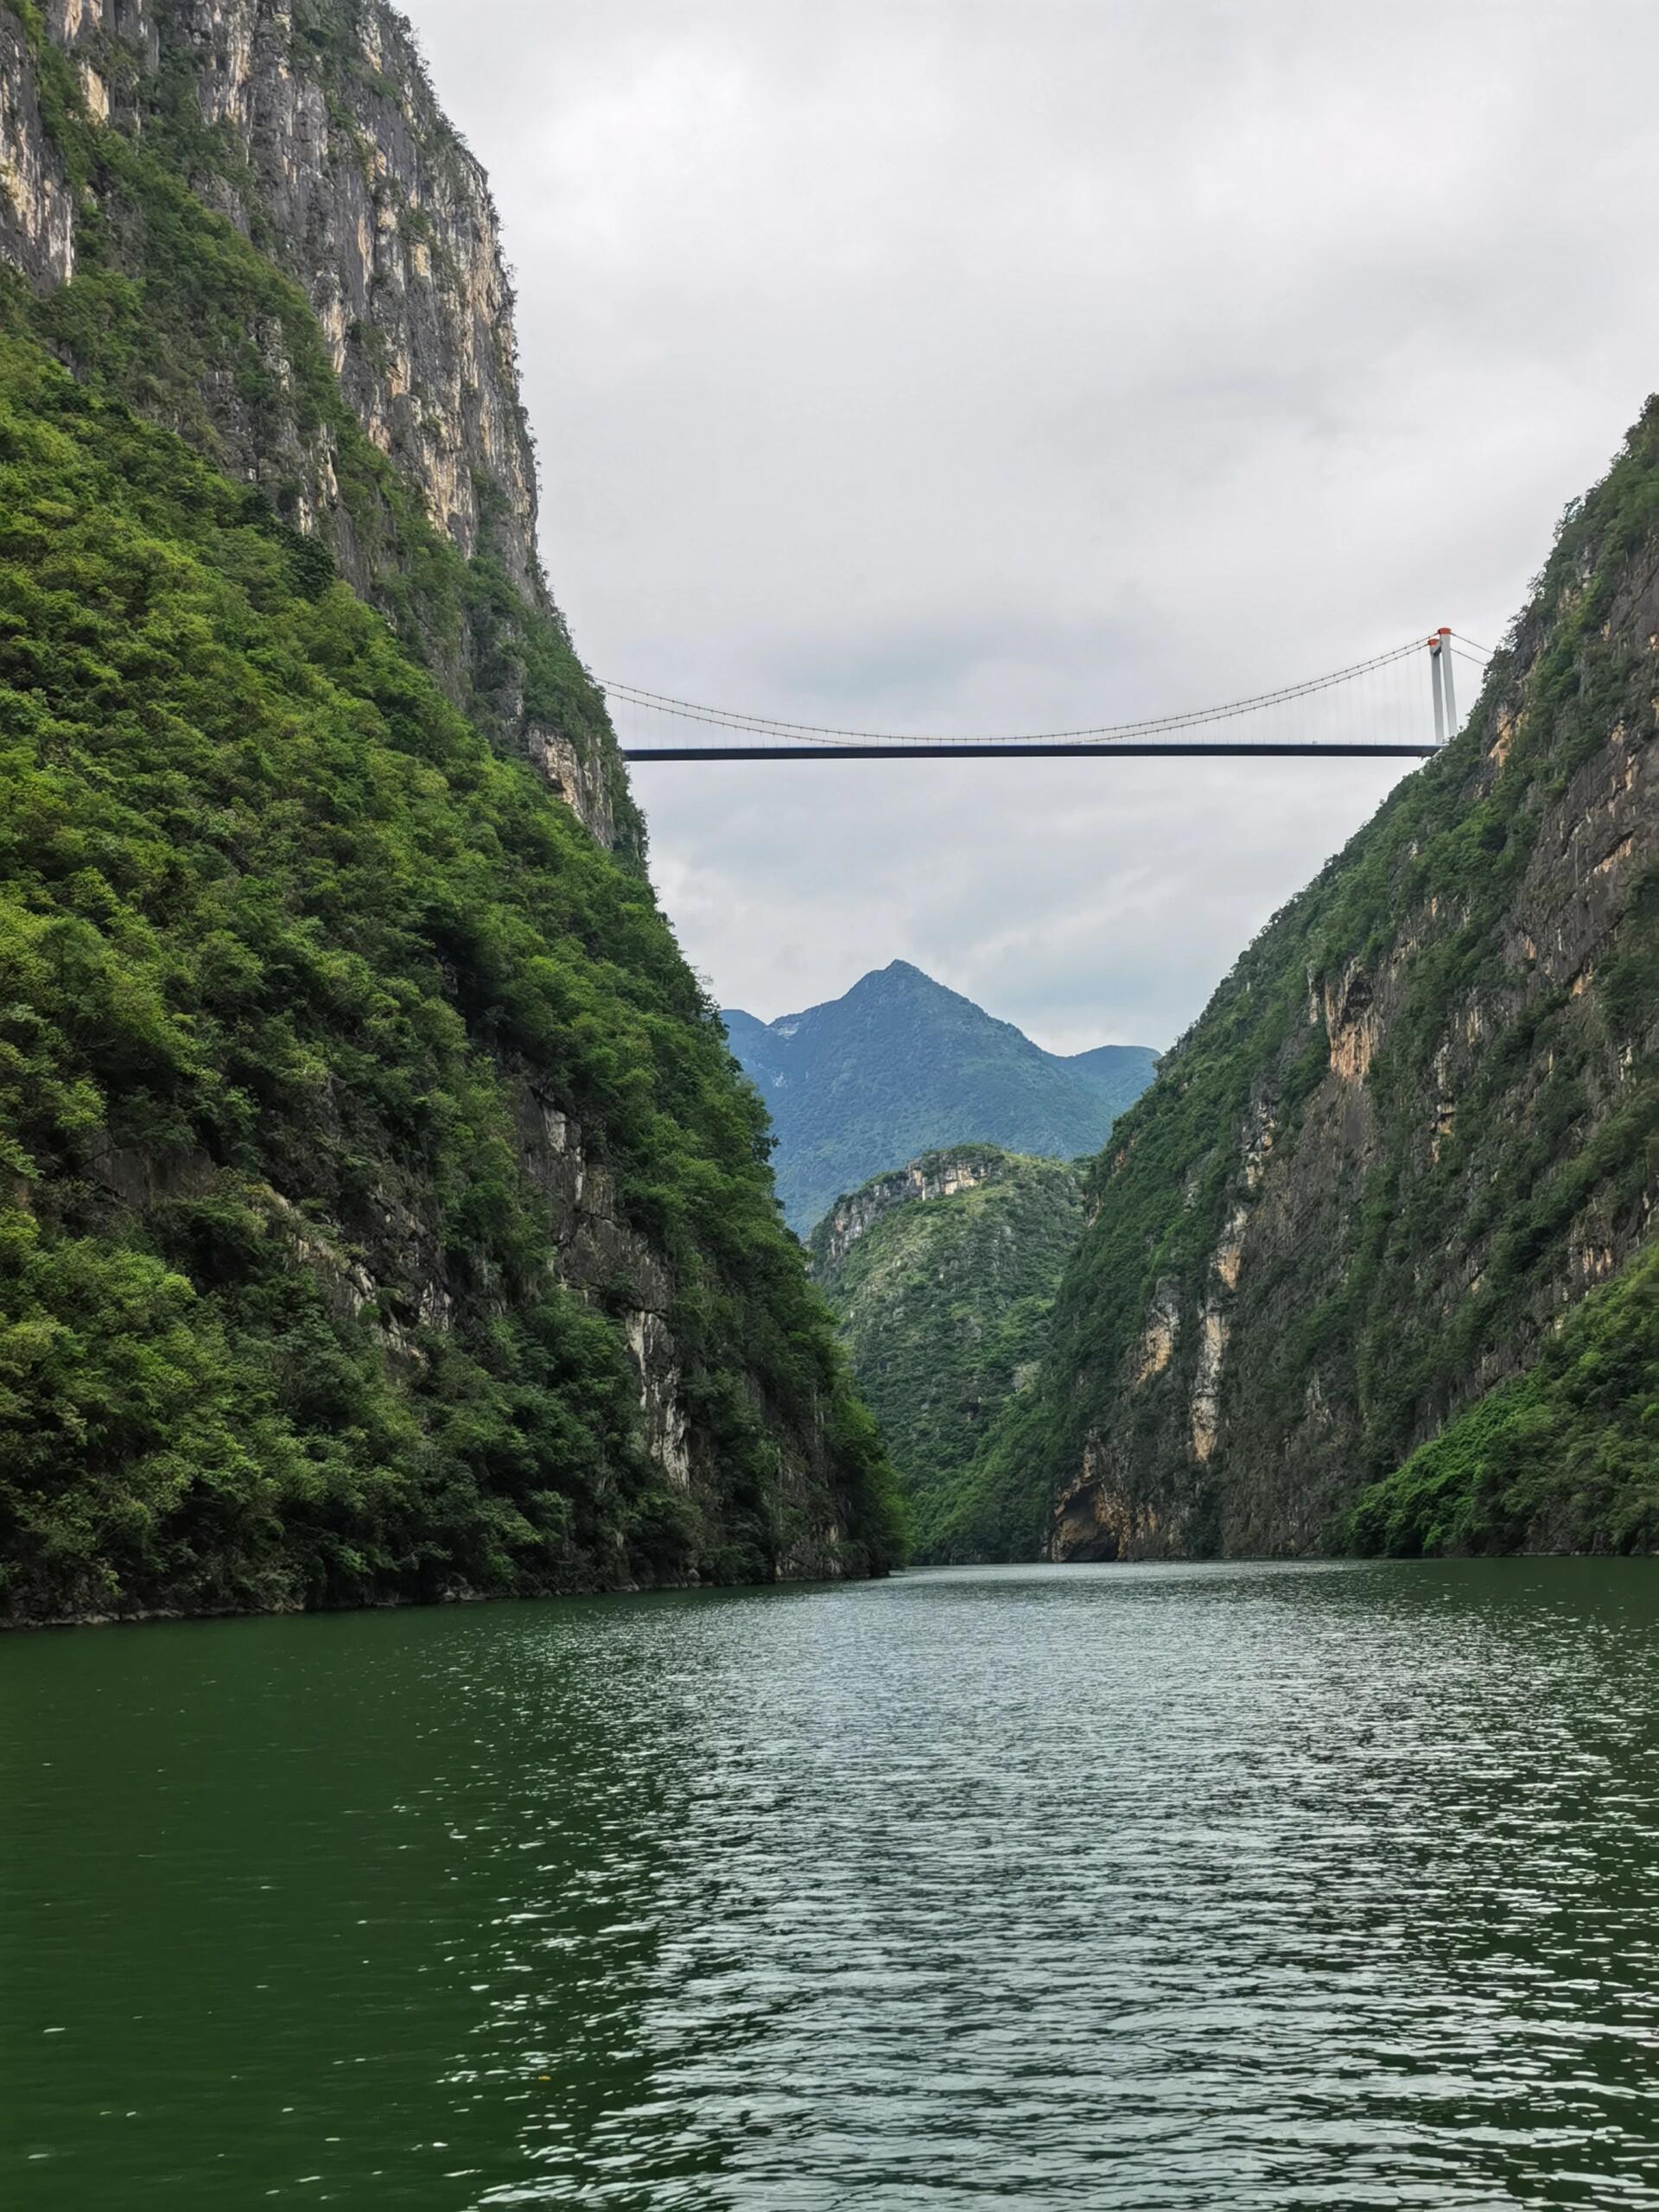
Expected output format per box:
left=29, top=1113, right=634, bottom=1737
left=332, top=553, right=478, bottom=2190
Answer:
left=725, top=961, right=1155, bottom=1231
left=0, top=0, right=899, bottom=1623
left=1061, top=1043, right=1169, bottom=1117
left=995, top=403, right=1658, bottom=1562
left=807, top=1147, right=1082, bottom=1556
left=1349, top=1240, right=1657, bottom=1555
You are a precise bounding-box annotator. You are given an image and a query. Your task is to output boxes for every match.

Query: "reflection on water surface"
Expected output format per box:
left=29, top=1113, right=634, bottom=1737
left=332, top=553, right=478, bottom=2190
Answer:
left=5, top=1560, right=1658, bottom=2208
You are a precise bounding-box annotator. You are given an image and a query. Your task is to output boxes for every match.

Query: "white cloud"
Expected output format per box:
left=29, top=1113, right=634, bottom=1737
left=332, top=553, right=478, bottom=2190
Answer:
left=402, top=0, right=1659, bottom=1047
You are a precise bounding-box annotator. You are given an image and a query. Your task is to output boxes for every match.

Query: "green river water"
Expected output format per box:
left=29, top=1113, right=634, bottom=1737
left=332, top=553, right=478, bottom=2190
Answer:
left=4, top=1560, right=1657, bottom=2208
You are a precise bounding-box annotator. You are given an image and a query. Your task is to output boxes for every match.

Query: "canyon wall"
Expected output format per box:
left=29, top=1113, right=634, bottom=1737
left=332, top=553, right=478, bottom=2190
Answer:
left=3, top=0, right=626, bottom=841
left=1022, top=411, right=1657, bottom=1560
left=0, top=0, right=899, bottom=1621
left=810, top=1147, right=1084, bottom=1559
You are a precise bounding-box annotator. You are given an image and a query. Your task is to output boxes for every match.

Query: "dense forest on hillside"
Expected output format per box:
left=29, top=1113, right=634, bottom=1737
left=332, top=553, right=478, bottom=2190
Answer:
left=808, top=1147, right=1082, bottom=1556
left=0, top=3, right=899, bottom=1622
left=1349, top=1240, right=1657, bottom=1554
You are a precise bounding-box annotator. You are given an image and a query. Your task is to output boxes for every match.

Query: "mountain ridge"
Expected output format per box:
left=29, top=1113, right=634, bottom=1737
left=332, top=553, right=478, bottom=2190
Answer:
left=725, top=961, right=1157, bottom=1231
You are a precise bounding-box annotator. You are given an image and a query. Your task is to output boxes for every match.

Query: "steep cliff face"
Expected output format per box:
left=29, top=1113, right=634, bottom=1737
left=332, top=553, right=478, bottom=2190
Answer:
left=41, top=0, right=539, bottom=588
left=810, top=1145, right=1009, bottom=1272
left=809, top=1147, right=1083, bottom=1558
left=1, top=0, right=627, bottom=843
left=0, top=10, right=73, bottom=284
left=1350, top=1241, right=1657, bottom=1554
left=0, top=2, right=899, bottom=1623
left=1020, top=404, right=1657, bottom=1561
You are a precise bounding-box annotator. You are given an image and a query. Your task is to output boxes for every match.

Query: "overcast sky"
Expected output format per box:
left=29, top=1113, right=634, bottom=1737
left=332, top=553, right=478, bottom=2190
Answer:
left=404, top=0, right=1659, bottom=1050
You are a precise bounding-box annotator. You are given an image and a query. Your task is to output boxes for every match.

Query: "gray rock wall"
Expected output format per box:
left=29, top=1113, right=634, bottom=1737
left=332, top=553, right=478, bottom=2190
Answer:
left=810, top=1147, right=1010, bottom=1272
left=0, top=13, right=74, bottom=286
left=3, top=0, right=625, bottom=845
left=1044, top=549, right=1658, bottom=1561
left=44, top=0, right=543, bottom=597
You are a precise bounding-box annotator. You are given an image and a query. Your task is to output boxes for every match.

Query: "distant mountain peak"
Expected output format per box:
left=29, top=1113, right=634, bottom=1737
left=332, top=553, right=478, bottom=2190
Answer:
left=721, top=963, right=1158, bottom=1232
left=841, top=958, right=935, bottom=1004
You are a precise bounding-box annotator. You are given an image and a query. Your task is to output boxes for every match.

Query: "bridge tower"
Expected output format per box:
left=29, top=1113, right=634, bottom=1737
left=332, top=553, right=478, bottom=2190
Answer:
left=1428, top=626, right=1457, bottom=744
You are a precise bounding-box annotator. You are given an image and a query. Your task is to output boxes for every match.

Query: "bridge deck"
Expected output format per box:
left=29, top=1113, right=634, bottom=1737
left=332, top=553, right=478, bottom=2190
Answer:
left=624, top=741, right=1441, bottom=760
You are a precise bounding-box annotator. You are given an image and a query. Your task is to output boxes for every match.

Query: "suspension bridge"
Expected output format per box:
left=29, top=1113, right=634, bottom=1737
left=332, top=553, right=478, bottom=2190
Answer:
left=608, top=627, right=1491, bottom=762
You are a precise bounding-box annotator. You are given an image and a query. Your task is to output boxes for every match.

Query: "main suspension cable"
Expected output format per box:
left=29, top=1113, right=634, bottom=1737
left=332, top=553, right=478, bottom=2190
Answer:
left=602, top=637, right=1427, bottom=749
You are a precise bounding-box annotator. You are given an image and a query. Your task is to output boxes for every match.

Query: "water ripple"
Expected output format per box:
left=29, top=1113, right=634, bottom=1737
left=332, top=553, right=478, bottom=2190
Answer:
left=4, top=1560, right=1657, bottom=2208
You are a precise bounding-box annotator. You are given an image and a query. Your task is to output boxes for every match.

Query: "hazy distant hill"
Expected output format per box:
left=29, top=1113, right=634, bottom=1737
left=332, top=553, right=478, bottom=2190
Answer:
left=723, top=962, right=1157, bottom=1231
left=1061, top=1043, right=1169, bottom=1116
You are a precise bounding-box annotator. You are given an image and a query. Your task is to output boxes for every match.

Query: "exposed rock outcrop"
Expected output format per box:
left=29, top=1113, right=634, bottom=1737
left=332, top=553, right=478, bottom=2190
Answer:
left=0, top=14, right=73, bottom=286
left=41, top=0, right=541, bottom=594
left=2, top=0, right=626, bottom=845
left=810, top=1145, right=1010, bottom=1270
left=511, top=1086, right=692, bottom=1495
left=1033, top=402, right=1659, bottom=1560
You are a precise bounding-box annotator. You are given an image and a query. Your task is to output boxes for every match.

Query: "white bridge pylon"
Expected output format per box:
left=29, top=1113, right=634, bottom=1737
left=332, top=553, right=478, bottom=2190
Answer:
left=607, top=628, right=1492, bottom=761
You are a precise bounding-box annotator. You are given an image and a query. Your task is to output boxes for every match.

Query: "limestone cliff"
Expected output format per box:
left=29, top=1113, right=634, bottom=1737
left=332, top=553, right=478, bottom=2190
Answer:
left=46, top=0, right=538, bottom=585
left=1017, top=403, right=1658, bottom=1561
left=1, top=0, right=626, bottom=842
left=0, top=9, right=73, bottom=285
left=810, top=1144, right=1012, bottom=1273
left=0, top=1, right=899, bottom=1623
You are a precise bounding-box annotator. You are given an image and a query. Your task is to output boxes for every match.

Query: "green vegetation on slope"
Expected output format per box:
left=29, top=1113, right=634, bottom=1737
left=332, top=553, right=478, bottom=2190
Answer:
left=808, top=1147, right=1082, bottom=1558
left=0, top=312, right=899, bottom=1621
left=971, top=397, right=1658, bottom=1559
left=918, top=1393, right=1058, bottom=1565
left=1060, top=1044, right=1167, bottom=1117
left=726, top=962, right=1155, bottom=1231
left=1348, top=1243, right=1659, bottom=1556
left=10, top=0, right=639, bottom=851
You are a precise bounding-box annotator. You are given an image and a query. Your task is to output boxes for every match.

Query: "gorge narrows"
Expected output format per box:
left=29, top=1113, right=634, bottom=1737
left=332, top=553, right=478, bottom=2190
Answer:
left=2, top=4, right=1656, bottom=2206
